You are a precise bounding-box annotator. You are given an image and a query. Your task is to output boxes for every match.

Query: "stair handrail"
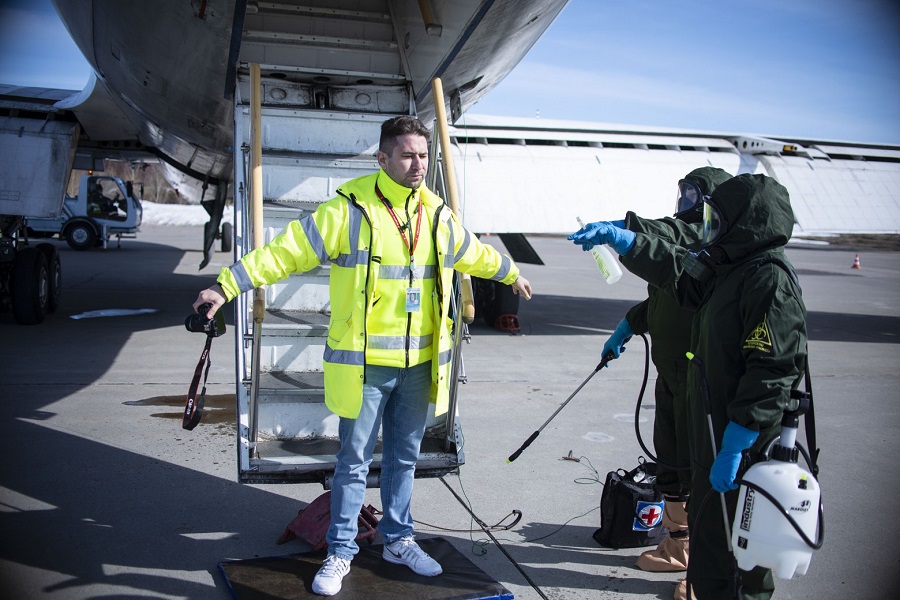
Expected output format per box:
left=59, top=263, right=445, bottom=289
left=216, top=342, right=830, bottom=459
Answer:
left=431, top=77, right=475, bottom=324
left=247, top=62, right=265, bottom=457
left=431, top=77, right=475, bottom=453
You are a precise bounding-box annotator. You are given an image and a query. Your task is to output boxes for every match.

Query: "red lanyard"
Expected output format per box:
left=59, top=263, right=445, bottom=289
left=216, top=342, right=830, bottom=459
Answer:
left=375, top=183, right=423, bottom=263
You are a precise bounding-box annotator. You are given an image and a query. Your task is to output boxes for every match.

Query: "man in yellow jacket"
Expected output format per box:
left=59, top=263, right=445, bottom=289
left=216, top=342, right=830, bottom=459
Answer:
left=193, top=116, right=532, bottom=596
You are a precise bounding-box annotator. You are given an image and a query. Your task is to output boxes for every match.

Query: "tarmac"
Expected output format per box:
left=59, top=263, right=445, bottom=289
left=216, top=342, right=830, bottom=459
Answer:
left=1, top=225, right=899, bottom=599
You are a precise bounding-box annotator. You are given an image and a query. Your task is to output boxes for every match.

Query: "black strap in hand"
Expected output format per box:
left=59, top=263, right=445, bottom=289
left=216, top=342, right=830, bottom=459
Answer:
left=183, top=335, right=213, bottom=430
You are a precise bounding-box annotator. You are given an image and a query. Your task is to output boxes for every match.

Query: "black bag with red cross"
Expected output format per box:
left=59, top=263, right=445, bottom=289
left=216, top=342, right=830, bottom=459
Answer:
left=593, top=460, right=669, bottom=549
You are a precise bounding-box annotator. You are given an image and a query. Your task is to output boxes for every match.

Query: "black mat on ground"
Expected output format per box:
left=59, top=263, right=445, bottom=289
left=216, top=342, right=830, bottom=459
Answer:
left=217, top=537, right=514, bottom=599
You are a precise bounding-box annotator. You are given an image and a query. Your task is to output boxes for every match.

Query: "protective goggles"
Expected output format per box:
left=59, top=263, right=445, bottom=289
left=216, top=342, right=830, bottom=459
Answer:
left=702, top=200, right=726, bottom=246
left=675, top=180, right=707, bottom=216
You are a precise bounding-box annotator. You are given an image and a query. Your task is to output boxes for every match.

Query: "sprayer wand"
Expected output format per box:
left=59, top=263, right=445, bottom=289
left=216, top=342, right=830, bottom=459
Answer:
left=686, top=351, right=744, bottom=599
left=507, top=352, right=614, bottom=463
left=686, top=352, right=735, bottom=547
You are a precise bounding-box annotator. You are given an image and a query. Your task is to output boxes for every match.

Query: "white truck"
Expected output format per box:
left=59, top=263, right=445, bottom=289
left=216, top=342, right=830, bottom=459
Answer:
left=1, top=114, right=78, bottom=325
left=26, top=174, right=142, bottom=250
left=0, top=102, right=141, bottom=325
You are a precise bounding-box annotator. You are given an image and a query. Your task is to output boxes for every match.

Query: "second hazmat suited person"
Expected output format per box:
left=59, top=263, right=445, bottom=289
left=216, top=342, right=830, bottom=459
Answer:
left=601, top=167, right=732, bottom=574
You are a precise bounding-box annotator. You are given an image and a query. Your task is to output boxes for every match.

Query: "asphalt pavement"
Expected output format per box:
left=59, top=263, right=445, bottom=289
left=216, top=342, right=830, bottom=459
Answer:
left=1, top=225, right=898, bottom=599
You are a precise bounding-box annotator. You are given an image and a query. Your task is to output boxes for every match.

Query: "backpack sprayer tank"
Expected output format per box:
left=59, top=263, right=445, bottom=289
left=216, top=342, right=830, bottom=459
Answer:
left=732, top=399, right=822, bottom=578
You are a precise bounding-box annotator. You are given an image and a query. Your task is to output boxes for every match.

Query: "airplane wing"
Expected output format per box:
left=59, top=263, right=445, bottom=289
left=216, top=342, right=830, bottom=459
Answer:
left=446, top=115, right=900, bottom=244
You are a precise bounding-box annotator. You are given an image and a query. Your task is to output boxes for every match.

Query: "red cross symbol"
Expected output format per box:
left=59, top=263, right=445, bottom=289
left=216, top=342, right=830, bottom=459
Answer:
left=640, top=506, right=660, bottom=526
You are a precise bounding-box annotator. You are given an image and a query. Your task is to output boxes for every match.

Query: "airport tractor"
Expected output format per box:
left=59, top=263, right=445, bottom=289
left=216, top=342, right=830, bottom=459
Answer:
left=26, top=174, right=143, bottom=251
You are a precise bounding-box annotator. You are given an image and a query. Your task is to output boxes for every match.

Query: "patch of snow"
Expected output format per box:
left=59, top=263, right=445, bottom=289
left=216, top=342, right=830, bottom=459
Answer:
left=140, top=201, right=233, bottom=227
left=788, top=238, right=831, bottom=246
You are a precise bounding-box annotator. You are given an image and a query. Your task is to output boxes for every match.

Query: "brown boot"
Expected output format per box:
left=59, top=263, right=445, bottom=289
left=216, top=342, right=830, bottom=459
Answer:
left=674, top=578, right=698, bottom=600
left=635, top=498, right=689, bottom=572
left=636, top=534, right=689, bottom=571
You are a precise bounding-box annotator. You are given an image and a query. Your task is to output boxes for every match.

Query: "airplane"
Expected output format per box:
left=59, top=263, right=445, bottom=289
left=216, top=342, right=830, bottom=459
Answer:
left=2, top=0, right=898, bottom=490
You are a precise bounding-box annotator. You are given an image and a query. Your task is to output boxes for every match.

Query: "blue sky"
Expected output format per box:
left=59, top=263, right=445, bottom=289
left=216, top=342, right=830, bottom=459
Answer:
left=473, top=0, right=900, bottom=144
left=0, top=0, right=91, bottom=90
left=2, top=0, right=898, bottom=144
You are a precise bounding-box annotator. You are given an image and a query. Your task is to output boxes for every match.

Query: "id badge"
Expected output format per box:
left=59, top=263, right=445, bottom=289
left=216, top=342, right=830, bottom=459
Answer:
left=405, top=287, right=421, bottom=312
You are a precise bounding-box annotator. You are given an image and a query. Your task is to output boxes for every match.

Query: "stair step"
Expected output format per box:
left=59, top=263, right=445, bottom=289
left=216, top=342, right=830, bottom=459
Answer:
left=259, top=154, right=378, bottom=204
left=261, top=309, right=329, bottom=336
left=257, top=370, right=324, bottom=396
left=254, top=107, right=384, bottom=154
left=263, top=270, right=330, bottom=312
left=254, top=370, right=329, bottom=438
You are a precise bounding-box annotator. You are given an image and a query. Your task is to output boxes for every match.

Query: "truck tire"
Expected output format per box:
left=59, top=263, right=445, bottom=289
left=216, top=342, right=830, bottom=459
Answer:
left=37, top=243, right=61, bottom=313
left=12, top=247, right=49, bottom=325
left=65, top=221, right=97, bottom=251
left=221, top=222, right=233, bottom=253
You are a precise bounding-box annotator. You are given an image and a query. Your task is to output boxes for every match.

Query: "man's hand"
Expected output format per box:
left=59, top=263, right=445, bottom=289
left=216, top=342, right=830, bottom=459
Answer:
left=512, top=276, right=532, bottom=300
left=568, top=221, right=636, bottom=255
left=193, top=284, right=227, bottom=317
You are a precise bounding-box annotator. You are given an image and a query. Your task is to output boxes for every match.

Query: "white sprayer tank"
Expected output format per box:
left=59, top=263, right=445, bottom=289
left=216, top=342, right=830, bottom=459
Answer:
left=732, top=458, right=820, bottom=579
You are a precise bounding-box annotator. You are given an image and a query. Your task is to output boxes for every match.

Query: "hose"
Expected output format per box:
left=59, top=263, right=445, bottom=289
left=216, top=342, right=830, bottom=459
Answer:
left=732, top=478, right=825, bottom=550
left=632, top=333, right=690, bottom=472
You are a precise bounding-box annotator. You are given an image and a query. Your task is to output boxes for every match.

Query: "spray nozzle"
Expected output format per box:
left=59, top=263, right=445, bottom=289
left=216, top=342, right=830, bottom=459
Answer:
left=782, top=392, right=811, bottom=429
left=770, top=393, right=812, bottom=463
left=685, top=352, right=713, bottom=415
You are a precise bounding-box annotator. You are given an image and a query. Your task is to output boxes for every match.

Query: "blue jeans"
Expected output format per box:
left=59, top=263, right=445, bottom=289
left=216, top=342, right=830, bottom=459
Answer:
left=326, top=362, right=432, bottom=559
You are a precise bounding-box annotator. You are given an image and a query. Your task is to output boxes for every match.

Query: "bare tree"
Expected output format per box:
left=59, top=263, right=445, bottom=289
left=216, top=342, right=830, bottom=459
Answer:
left=66, top=160, right=184, bottom=204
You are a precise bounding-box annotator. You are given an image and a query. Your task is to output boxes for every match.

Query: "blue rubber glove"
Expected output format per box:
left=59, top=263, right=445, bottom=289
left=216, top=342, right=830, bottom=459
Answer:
left=568, top=221, right=636, bottom=255
left=710, top=422, right=759, bottom=492
left=602, top=318, right=633, bottom=363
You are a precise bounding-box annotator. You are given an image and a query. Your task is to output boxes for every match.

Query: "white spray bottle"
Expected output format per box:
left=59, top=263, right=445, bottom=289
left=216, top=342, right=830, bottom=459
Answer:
left=576, top=217, right=622, bottom=284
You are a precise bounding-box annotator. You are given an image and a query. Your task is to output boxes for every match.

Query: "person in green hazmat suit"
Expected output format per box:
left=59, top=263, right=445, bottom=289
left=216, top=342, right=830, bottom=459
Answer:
left=571, top=173, right=808, bottom=600
left=601, top=167, right=732, bottom=574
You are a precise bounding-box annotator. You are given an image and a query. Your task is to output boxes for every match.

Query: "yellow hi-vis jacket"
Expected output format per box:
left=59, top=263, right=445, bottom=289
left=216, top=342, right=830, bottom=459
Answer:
left=217, top=170, right=520, bottom=419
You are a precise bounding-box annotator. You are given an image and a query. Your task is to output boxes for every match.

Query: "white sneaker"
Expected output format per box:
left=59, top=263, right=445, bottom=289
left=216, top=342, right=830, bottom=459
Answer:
left=383, top=537, right=442, bottom=576
left=312, top=554, right=351, bottom=596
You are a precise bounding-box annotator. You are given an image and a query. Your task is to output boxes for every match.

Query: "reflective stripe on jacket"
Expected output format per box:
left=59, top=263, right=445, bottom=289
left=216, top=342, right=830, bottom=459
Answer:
left=217, top=170, right=519, bottom=418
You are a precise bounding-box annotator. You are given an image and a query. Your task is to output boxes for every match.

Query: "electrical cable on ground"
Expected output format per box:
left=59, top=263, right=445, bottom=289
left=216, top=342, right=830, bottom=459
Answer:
left=512, top=505, right=602, bottom=545
left=415, top=456, right=601, bottom=539
left=439, top=475, right=551, bottom=600
left=412, top=509, right=522, bottom=534
left=563, top=454, right=604, bottom=486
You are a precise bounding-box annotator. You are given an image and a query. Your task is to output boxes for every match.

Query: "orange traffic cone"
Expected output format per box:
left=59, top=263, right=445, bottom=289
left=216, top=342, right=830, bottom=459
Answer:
left=851, top=254, right=861, bottom=269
